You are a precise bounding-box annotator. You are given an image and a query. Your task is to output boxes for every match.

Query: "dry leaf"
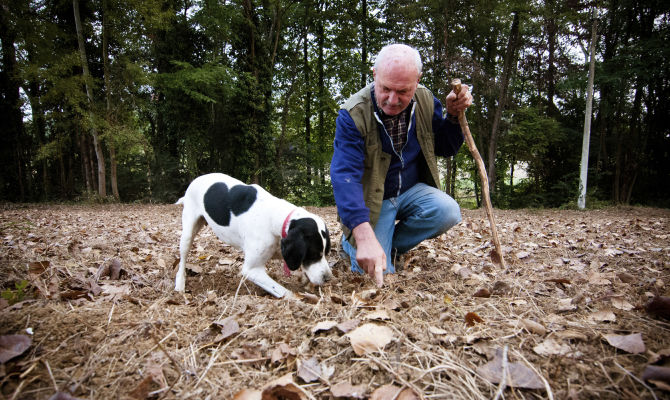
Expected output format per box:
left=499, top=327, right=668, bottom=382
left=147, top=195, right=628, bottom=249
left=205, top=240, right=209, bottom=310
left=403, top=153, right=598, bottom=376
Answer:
left=232, top=389, right=262, bottom=400
left=520, top=319, right=547, bottom=335
left=261, top=373, right=310, bottom=400
left=429, top=326, right=449, bottom=335
left=297, top=357, right=321, bottom=383
left=533, top=338, right=572, bottom=356
left=336, top=319, right=360, bottom=334
left=465, top=312, right=484, bottom=327
left=311, top=320, right=338, bottom=334
left=611, top=297, right=634, bottom=311
left=370, top=384, right=419, bottom=400
left=346, top=323, right=393, bottom=356
left=589, top=310, right=616, bottom=323
left=128, top=376, right=154, bottom=399
left=270, top=343, right=296, bottom=364
left=300, top=292, right=320, bottom=304
left=557, top=298, right=577, bottom=312
left=0, top=334, right=32, bottom=363
left=330, top=382, right=367, bottom=399
left=554, top=329, right=589, bottom=341
left=476, top=348, right=545, bottom=390
left=365, top=309, right=391, bottom=321
left=603, top=333, right=646, bottom=354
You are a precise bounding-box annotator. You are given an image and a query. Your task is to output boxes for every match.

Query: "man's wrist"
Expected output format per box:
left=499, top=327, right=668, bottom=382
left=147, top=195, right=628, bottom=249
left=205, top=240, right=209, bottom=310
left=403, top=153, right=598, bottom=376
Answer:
left=446, top=112, right=459, bottom=124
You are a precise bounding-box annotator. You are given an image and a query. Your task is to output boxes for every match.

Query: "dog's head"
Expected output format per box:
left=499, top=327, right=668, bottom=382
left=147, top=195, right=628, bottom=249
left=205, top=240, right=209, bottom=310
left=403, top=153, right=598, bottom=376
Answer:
left=280, top=213, right=332, bottom=285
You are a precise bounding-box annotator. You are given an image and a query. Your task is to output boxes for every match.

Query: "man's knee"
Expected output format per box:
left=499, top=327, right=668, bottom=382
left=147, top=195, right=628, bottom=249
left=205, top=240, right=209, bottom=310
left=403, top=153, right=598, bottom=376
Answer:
left=434, top=194, right=461, bottom=234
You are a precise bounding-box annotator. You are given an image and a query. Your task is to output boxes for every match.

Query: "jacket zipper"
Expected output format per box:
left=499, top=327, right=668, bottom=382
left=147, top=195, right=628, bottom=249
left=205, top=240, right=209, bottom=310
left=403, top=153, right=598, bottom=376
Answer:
left=374, top=102, right=417, bottom=197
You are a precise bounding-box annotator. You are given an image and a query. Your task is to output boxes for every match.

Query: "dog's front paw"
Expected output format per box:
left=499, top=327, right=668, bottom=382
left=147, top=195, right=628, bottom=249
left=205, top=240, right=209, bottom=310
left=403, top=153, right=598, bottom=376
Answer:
left=282, top=290, right=296, bottom=300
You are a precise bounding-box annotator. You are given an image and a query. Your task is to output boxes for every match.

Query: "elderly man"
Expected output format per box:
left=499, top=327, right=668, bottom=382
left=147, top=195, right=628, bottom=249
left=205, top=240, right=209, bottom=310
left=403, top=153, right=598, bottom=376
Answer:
left=330, top=43, right=472, bottom=287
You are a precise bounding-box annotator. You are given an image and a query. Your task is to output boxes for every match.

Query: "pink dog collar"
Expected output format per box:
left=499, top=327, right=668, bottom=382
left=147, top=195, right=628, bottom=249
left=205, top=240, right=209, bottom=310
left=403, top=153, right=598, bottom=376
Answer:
left=281, top=209, right=296, bottom=276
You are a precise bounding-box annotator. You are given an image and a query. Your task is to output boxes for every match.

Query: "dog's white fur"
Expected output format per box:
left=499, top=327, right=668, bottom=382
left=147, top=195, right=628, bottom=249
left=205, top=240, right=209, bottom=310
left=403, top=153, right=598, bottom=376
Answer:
left=175, top=173, right=332, bottom=297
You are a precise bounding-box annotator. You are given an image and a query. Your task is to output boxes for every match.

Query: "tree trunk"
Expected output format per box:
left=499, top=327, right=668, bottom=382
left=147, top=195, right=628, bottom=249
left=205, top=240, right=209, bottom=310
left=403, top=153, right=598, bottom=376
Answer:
left=360, top=0, right=368, bottom=87
left=73, top=0, right=106, bottom=197
left=487, top=12, right=520, bottom=196
left=102, top=0, right=119, bottom=200
left=303, top=3, right=311, bottom=146
left=545, top=0, right=559, bottom=118
left=578, top=13, right=597, bottom=209
left=0, top=5, right=27, bottom=201
left=79, top=129, right=94, bottom=193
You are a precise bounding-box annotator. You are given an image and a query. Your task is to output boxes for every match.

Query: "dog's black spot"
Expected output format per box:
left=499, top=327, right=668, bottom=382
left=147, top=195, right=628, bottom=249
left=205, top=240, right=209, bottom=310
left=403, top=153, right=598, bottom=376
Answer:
left=281, top=218, right=326, bottom=269
left=203, top=182, right=257, bottom=226
left=322, top=228, right=331, bottom=254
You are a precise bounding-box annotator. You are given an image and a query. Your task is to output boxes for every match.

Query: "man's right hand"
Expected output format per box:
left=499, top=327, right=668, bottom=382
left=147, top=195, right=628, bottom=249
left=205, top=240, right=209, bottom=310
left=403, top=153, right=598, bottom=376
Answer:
left=352, top=222, right=386, bottom=287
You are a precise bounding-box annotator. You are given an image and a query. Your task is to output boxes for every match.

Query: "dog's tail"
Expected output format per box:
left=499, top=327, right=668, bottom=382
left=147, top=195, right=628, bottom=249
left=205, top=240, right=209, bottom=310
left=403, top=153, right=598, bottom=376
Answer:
left=175, top=197, right=185, bottom=205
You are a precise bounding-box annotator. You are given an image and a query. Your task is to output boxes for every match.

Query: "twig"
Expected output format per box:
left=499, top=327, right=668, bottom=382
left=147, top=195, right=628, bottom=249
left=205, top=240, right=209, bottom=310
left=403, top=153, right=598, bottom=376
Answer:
left=451, top=78, right=505, bottom=268
left=512, top=349, right=554, bottom=400
left=43, top=360, right=59, bottom=392
left=614, top=361, right=658, bottom=400
left=492, top=345, right=509, bottom=400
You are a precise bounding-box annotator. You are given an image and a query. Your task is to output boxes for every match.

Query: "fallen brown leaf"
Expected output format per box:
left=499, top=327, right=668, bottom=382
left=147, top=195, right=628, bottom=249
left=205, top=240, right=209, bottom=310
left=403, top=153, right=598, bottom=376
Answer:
left=297, top=356, right=321, bottom=383
left=465, top=311, right=484, bottom=327
left=476, top=348, right=545, bottom=390
left=603, top=333, right=646, bottom=354
left=0, top=334, right=32, bottom=363
left=311, top=320, right=338, bottom=334
left=330, top=382, right=367, bottom=399
left=345, top=323, right=393, bottom=356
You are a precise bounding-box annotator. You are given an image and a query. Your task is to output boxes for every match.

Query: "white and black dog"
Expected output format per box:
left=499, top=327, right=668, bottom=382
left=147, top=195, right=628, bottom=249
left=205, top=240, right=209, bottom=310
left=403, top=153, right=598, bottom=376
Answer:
left=175, top=173, right=332, bottom=298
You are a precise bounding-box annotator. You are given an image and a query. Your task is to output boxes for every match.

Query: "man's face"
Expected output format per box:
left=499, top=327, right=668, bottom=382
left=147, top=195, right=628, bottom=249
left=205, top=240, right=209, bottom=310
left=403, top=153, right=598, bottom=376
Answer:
left=373, top=60, right=421, bottom=116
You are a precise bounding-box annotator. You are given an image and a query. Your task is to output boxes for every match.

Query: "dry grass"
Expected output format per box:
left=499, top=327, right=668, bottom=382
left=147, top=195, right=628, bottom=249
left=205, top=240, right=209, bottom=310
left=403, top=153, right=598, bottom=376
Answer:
left=1, top=204, right=669, bottom=399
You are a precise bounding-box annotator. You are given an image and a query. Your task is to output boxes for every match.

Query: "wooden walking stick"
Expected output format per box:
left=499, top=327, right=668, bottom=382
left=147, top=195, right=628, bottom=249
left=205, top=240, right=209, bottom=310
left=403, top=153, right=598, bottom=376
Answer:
left=451, top=78, right=506, bottom=268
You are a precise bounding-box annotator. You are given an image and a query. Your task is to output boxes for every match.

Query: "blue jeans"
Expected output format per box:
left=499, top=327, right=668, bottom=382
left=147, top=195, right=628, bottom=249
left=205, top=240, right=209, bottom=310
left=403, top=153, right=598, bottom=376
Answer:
left=342, top=183, right=461, bottom=274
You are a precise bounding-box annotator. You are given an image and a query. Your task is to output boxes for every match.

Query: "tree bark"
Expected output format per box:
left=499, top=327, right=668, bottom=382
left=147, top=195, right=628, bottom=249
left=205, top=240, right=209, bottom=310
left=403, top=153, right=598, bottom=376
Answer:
left=578, top=14, right=597, bottom=209
left=487, top=12, right=520, bottom=196
left=73, top=0, right=106, bottom=197
left=102, top=0, right=119, bottom=200
left=360, top=0, right=368, bottom=87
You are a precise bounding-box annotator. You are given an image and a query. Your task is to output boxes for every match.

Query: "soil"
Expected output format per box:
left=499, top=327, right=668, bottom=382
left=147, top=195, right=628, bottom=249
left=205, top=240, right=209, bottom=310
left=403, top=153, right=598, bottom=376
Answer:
left=1, top=204, right=669, bottom=399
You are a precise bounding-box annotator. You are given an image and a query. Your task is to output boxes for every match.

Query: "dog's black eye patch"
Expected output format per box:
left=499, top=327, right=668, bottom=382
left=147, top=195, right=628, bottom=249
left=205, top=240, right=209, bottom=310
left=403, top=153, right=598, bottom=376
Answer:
left=204, top=182, right=257, bottom=226
left=287, top=218, right=325, bottom=265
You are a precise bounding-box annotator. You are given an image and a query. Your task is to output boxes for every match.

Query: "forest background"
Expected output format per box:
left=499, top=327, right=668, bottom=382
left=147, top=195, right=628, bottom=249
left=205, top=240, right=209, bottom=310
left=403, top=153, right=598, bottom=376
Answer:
left=1, top=0, right=668, bottom=209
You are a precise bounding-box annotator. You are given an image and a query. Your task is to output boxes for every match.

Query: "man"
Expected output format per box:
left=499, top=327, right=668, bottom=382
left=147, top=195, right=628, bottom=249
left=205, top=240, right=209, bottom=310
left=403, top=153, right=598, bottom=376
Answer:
left=330, top=43, right=472, bottom=287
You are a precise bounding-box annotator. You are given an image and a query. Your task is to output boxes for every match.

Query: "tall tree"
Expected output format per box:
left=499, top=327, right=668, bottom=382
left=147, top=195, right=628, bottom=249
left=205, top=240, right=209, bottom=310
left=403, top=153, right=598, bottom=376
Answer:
left=578, top=11, right=598, bottom=209
left=73, top=0, right=106, bottom=197
left=487, top=11, right=520, bottom=196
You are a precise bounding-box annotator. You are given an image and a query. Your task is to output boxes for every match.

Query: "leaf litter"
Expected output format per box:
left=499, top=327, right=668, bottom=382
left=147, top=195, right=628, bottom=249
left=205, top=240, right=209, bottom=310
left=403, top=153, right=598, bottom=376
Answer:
left=0, top=204, right=669, bottom=398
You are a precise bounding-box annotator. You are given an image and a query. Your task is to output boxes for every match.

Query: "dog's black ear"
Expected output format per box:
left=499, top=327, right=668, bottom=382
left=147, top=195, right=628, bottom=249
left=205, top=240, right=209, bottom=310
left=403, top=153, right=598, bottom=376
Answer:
left=281, top=229, right=306, bottom=271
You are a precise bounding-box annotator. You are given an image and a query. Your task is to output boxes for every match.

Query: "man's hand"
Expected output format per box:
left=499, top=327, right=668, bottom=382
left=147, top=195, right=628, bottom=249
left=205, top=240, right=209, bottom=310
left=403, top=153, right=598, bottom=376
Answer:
left=446, top=83, right=473, bottom=114
left=352, top=222, right=386, bottom=287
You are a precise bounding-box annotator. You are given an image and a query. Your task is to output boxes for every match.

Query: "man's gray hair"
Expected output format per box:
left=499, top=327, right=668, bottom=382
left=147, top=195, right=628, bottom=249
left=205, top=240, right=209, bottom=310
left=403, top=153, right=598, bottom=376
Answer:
left=373, top=44, right=423, bottom=75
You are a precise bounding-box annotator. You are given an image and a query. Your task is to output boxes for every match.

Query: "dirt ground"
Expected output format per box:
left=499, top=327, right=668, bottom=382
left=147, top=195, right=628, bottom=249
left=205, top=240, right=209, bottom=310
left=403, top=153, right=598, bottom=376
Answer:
left=1, top=203, right=669, bottom=399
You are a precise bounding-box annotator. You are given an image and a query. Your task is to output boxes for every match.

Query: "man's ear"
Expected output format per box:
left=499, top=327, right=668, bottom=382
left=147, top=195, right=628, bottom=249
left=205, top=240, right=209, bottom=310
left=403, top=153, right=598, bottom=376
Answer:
left=281, top=229, right=306, bottom=271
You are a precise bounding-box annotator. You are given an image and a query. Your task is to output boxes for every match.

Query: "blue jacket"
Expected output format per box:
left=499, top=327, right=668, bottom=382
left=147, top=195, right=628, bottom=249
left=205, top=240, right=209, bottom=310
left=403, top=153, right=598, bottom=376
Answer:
left=331, top=84, right=464, bottom=232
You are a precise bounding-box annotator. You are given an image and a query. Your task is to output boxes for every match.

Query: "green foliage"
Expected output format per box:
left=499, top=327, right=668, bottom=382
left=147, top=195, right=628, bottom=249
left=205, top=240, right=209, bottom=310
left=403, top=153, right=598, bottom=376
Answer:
left=1, top=0, right=668, bottom=208
left=1, top=280, right=29, bottom=305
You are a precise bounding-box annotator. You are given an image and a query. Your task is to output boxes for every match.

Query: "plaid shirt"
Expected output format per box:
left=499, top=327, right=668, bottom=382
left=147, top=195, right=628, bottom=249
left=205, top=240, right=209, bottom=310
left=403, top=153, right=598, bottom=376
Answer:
left=379, top=100, right=413, bottom=154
